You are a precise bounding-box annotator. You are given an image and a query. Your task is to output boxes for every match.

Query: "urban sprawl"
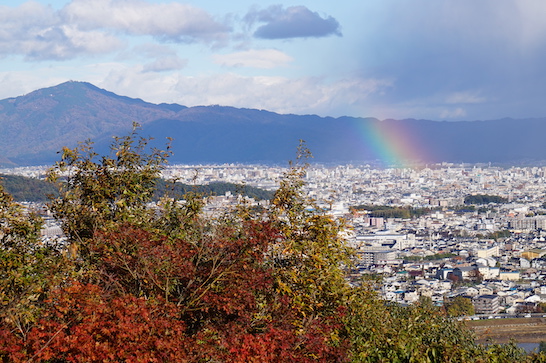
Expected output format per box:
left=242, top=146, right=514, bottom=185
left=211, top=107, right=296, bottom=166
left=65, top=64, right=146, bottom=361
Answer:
left=5, top=162, right=546, bottom=318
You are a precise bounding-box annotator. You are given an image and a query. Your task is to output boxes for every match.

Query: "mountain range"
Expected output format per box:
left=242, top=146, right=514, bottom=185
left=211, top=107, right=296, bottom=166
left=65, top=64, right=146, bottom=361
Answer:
left=1, top=81, right=545, bottom=167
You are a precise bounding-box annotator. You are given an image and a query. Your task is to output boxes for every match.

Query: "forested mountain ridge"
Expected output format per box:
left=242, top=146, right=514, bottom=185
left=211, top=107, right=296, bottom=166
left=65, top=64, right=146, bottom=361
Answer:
left=1, top=81, right=546, bottom=166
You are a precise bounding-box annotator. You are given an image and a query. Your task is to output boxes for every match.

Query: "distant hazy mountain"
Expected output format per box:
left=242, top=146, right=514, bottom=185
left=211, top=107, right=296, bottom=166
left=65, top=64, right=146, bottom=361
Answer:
left=1, top=81, right=545, bottom=166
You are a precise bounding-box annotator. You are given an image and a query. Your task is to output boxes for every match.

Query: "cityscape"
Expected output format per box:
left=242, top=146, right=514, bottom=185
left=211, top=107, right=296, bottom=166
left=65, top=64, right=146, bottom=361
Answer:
left=5, top=162, right=546, bottom=318
left=166, top=163, right=546, bottom=316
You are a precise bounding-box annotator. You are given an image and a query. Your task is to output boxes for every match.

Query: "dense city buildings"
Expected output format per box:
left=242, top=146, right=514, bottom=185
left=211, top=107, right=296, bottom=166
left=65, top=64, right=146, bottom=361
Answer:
left=4, top=162, right=546, bottom=316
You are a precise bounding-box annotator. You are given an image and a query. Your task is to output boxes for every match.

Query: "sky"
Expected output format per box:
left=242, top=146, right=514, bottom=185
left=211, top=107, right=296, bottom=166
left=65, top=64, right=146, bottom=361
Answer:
left=2, top=0, right=546, bottom=121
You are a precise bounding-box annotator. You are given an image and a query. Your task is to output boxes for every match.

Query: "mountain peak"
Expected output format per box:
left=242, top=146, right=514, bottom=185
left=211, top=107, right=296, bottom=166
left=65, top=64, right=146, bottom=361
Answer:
left=0, top=82, right=185, bottom=165
left=28, top=81, right=149, bottom=106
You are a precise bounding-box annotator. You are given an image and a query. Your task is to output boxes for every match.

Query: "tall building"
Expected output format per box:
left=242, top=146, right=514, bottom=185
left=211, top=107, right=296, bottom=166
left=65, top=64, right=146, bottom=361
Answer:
left=473, top=295, right=500, bottom=314
left=358, top=246, right=397, bottom=266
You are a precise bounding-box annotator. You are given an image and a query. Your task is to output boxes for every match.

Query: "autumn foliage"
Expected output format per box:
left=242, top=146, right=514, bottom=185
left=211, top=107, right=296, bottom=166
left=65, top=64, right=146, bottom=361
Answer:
left=0, top=128, right=544, bottom=362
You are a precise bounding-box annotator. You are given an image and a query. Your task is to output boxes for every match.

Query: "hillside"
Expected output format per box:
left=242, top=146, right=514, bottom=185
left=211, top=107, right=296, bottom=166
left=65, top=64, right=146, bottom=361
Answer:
left=0, top=81, right=184, bottom=165
left=0, top=174, right=58, bottom=202
left=0, top=173, right=273, bottom=202
left=1, top=81, right=546, bottom=166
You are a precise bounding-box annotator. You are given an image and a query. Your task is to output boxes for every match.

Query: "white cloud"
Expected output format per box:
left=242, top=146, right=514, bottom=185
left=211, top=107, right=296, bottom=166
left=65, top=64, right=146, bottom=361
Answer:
left=96, top=69, right=393, bottom=117
left=62, top=0, right=229, bottom=43
left=142, top=56, right=187, bottom=72
left=170, top=74, right=391, bottom=116
left=440, top=108, right=467, bottom=120
left=0, top=2, right=121, bottom=60
left=0, top=2, right=58, bottom=34
left=4, top=26, right=121, bottom=61
left=213, top=49, right=293, bottom=69
left=445, top=91, right=486, bottom=105
left=0, top=1, right=230, bottom=61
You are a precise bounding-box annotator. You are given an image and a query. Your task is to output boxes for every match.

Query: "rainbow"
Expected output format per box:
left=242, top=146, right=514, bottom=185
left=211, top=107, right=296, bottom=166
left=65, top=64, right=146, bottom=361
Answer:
left=353, top=118, right=428, bottom=167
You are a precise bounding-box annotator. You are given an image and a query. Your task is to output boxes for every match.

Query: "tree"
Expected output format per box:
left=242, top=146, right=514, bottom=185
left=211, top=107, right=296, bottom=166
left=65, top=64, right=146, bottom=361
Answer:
left=268, top=141, right=353, bottom=356
left=47, top=123, right=171, bottom=260
left=0, top=184, right=69, bottom=348
left=467, top=267, right=484, bottom=283
left=464, top=194, right=508, bottom=205
left=346, top=290, right=487, bottom=362
left=444, top=296, right=475, bottom=317
left=1, top=134, right=349, bottom=362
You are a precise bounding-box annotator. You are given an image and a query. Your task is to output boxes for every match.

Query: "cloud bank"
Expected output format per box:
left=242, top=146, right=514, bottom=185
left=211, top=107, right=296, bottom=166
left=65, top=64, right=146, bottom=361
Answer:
left=0, top=1, right=339, bottom=61
left=62, top=0, right=230, bottom=43
left=0, top=2, right=121, bottom=60
left=95, top=67, right=391, bottom=117
left=0, top=0, right=230, bottom=61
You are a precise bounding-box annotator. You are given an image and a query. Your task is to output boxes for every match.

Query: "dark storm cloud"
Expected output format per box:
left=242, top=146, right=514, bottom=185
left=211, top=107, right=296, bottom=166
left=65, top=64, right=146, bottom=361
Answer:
left=356, top=1, right=546, bottom=120
left=245, top=5, right=341, bottom=39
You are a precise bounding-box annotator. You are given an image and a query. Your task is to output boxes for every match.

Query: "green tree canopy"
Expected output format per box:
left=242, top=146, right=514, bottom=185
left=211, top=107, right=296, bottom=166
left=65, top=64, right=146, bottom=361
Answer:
left=464, top=194, right=508, bottom=205
left=444, top=296, right=475, bottom=317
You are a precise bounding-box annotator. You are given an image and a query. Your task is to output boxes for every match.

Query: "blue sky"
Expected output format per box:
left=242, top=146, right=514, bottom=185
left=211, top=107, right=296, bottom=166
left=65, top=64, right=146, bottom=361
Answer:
left=2, top=1, right=546, bottom=121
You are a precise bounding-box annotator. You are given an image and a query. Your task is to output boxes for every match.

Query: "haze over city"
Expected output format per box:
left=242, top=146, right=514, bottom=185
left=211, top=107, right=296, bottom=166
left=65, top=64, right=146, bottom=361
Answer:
left=3, top=0, right=546, bottom=121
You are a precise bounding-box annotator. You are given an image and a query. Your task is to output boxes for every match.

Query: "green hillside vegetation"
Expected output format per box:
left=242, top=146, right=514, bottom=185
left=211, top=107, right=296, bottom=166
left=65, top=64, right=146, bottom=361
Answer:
left=154, top=179, right=274, bottom=201
left=405, top=252, right=456, bottom=262
left=1, top=128, right=544, bottom=362
left=464, top=194, right=508, bottom=205
left=351, top=204, right=433, bottom=219
left=0, top=174, right=58, bottom=202
left=0, top=173, right=273, bottom=203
